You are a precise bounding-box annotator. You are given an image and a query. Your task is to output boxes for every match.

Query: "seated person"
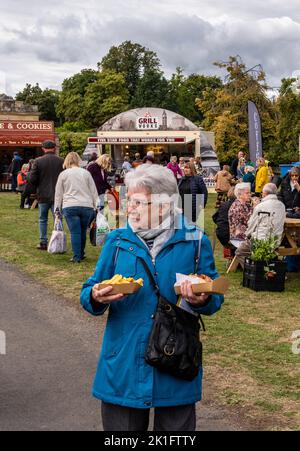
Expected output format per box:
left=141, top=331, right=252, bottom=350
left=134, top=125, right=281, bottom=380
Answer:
left=279, top=167, right=300, bottom=218
left=212, top=187, right=236, bottom=247
left=235, top=183, right=286, bottom=268
left=228, top=182, right=253, bottom=248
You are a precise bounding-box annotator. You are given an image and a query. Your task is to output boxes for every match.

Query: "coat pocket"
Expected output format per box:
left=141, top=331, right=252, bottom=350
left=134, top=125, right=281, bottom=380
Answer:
left=114, top=249, right=137, bottom=278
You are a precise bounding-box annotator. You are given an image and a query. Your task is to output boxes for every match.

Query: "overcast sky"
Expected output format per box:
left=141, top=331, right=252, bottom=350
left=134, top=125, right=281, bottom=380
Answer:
left=1, top=0, right=300, bottom=96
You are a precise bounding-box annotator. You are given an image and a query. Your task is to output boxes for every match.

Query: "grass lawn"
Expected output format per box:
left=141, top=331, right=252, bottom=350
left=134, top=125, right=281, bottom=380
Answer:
left=0, top=191, right=300, bottom=430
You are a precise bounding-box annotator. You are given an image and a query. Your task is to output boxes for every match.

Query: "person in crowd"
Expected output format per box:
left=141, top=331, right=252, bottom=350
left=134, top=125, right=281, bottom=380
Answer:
left=80, top=164, right=223, bottom=432
left=8, top=151, right=23, bottom=192
left=255, top=157, right=269, bottom=195
left=178, top=162, right=208, bottom=223
left=160, top=151, right=169, bottom=166
left=214, top=165, right=233, bottom=208
left=178, top=157, right=186, bottom=173
left=132, top=152, right=143, bottom=168
left=55, top=152, right=98, bottom=263
left=28, top=140, right=64, bottom=250
left=17, top=163, right=30, bottom=208
left=194, top=156, right=202, bottom=175
left=228, top=183, right=253, bottom=246
left=21, top=159, right=37, bottom=208
left=167, top=156, right=183, bottom=181
left=87, top=152, right=98, bottom=168
left=143, top=155, right=154, bottom=166
left=243, top=165, right=256, bottom=191
left=279, top=166, right=300, bottom=218
left=212, top=187, right=236, bottom=248
left=236, top=157, right=246, bottom=180
left=231, top=151, right=245, bottom=179
left=235, top=183, right=286, bottom=268
left=122, top=156, right=133, bottom=174
left=146, top=150, right=155, bottom=160
left=87, top=154, right=112, bottom=209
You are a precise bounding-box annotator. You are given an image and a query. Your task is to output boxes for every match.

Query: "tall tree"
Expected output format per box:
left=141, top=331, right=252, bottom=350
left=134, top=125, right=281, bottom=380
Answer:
left=176, top=73, right=222, bottom=124
left=16, top=83, right=60, bottom=124
left=131, top=70, right=171, bottom=109
left=83, top=70, right=129, bottom=127
left=98, top=41, right=161, bottom=101
left=56, top=69, right=98, bottom=124
left=275, top=78, right=300, bottom=163
left=196, top=56, right=278, bottom=164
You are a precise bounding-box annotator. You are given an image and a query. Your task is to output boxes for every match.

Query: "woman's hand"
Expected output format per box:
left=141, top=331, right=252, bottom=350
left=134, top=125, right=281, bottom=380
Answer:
left=180, top=280, right=210, bottom=306
left=92, top=285, right=125, bottom=304
left=294, top=181, right=300, bottom=192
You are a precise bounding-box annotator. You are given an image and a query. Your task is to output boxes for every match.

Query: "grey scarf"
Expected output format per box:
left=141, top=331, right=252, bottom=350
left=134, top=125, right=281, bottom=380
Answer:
left=130, top=215, right=176, bottom=260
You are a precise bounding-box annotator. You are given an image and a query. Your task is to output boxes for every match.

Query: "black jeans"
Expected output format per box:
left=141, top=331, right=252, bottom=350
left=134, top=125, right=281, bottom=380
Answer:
left=101, top=401, right=196, bottom=431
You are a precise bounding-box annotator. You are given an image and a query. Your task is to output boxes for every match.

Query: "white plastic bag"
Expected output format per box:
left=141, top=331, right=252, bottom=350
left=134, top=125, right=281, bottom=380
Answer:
left=48, top=217, right=67, bottom=254
left=96, top=210, right=110, bottom=246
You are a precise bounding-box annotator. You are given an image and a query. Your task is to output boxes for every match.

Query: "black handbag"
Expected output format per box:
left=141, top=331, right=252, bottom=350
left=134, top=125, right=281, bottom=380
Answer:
left=141, top=234, right=205, bottom=381
left=89, top=219, right=96, bottom=246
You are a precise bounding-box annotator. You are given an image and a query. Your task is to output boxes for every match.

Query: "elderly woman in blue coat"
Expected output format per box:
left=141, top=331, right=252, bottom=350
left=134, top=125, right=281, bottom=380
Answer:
left=80, top=164, right=223, bottom=431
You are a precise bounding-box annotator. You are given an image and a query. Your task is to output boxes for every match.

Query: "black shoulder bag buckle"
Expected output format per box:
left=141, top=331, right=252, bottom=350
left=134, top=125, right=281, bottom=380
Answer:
left=141, top=232, right=205, bottom=381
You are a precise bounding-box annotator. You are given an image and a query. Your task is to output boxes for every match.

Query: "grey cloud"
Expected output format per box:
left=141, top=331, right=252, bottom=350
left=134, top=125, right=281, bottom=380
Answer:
left=1, top=4, right=300, bottom=95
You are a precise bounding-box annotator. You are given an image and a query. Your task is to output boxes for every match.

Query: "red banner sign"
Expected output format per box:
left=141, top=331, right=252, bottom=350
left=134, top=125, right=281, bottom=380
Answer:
left=88, top=137, right=186, bottom=144
left=0, top=136, right=55, bottom=147
left=0, top=120, right=55, bottom=147
left=0, top=120, right=54, bottom=132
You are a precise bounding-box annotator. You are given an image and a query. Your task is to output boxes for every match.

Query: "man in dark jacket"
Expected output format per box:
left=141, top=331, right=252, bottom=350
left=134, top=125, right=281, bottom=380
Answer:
left=279, top=167, right=300, bottom=217
left=28, top=140, right=64, bottom=250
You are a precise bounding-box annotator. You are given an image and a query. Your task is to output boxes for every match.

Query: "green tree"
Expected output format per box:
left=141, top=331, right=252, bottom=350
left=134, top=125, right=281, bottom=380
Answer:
left=83, top=70, right=129, bottom=127
left=16, top=83, right=60, bottom=124
left=275, top=78, right=300, bottom=163
left=131, top=70, right=171, bottom=109
left=56, top=69, right=98, bottom=124
left=98, top=41, right=161, bottom=101
left=57, top=131, right=91, bottom=158
left=196, top=56, right=278, bottom=164
left=177, top=73, right=222, bottom=124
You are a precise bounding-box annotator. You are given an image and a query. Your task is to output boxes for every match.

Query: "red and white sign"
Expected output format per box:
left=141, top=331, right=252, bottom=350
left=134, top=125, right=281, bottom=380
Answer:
left=88, top=137, right=186, bottom=144
left=0, top=120, right=55, bottom=147
left=0, top=120, right=54, bottom=132
left=136, top=115, right=159, bottom=130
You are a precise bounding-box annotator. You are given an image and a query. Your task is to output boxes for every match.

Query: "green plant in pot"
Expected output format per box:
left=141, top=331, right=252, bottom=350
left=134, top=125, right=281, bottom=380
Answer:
left=250, top=236, right=278, bottom=279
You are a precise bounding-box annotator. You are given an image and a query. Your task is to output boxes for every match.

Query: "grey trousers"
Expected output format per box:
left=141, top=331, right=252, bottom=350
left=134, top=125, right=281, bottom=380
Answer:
left=101, top=401, right=196, bottom=431
left=235, top=239, right=252, bottom=269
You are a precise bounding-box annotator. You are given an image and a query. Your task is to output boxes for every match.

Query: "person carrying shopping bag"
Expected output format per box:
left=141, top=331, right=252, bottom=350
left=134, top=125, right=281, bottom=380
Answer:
left=55, top=152, right=99, bottom=263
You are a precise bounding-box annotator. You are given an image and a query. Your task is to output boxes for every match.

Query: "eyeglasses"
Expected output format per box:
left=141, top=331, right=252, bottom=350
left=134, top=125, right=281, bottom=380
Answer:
left=127, top=198, right=152, bottom=208
left=291, top=174, right=299, bottom=178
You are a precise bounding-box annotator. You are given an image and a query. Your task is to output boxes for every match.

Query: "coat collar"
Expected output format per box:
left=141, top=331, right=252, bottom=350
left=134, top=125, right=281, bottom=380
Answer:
left=114, top=216, right=200, bottom=254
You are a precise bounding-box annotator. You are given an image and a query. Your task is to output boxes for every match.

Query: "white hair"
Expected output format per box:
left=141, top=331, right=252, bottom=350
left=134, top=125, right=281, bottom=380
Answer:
left=234, top=182, right=251, bottom=198
left=262, top=183, right=278, bottom=195
left=125, top=164, right=179, bottom=202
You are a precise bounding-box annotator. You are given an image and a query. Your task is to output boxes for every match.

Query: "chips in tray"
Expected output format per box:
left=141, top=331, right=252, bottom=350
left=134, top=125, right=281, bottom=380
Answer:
left=97, top=274, right=143, bottom=294
left=174, top=273, right=229, bottom=295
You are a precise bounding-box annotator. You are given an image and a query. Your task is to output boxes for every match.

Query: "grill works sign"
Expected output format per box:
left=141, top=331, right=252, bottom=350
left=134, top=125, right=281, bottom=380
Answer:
left=136, top=116, right=159, bottom=130
left=0, top=120, right=55, bottom=146
left=88, top=137, right=186, bottom=144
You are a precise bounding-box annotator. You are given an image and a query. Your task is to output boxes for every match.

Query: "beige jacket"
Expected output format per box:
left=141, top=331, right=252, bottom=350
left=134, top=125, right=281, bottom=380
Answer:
left=214, top=170, right=232, bottom=193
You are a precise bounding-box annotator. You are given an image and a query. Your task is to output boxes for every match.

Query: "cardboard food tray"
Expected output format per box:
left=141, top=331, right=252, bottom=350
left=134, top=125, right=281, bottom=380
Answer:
left=174, top=276, right=229, bottom=295
left=97, top=282, right=142, bottom=295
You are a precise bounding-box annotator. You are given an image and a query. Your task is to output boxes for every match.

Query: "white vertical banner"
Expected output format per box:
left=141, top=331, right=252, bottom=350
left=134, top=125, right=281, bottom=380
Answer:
left=0, top=330, right=6, bottom=355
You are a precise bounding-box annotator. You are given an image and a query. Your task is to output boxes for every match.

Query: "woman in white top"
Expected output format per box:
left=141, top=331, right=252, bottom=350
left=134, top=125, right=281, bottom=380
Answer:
left=55, top=152, right=99, bottom=263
